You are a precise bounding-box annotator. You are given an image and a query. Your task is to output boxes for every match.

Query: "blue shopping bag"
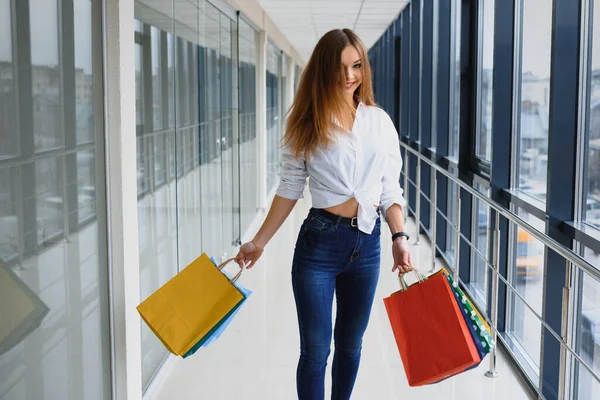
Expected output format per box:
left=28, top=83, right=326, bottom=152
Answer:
left=182, top=257, right=251, bottom=358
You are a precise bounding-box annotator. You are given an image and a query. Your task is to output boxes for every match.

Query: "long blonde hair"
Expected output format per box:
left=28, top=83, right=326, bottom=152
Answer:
left=282, top=29, right=375, bottom=159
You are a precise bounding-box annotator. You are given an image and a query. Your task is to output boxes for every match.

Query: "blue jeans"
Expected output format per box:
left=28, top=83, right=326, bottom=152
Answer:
left=291, top=208, right=381, bottom=400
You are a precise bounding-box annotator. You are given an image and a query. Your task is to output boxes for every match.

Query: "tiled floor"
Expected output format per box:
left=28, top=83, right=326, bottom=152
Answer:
left=149, top=196, right=535, bottom=400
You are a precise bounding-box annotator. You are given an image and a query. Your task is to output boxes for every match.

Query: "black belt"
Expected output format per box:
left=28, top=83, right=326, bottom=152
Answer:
left=309, top=207, right=379, bottom=228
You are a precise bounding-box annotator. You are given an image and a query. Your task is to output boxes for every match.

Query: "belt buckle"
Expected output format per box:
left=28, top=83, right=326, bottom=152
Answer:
left=350, top=217, right=358, bottom=228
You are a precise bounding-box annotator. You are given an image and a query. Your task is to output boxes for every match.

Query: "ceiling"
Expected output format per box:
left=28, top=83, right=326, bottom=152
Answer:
left=257, top=0, right=410, bottom=63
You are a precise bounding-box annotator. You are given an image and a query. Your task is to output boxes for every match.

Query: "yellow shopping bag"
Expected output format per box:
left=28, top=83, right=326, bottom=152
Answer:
left=0, top=262, right=50, bottom=355
left=137, top=253, right=245, bottom=356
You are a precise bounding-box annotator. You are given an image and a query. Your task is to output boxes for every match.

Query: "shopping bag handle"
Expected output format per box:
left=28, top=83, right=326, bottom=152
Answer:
left=398, top=266, right=428, bottom=291
left=217, top=257, right=245, bottom=284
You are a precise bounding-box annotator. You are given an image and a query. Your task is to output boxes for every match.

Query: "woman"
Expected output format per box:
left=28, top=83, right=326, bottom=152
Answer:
left=235, top=28, right=412, bottom=400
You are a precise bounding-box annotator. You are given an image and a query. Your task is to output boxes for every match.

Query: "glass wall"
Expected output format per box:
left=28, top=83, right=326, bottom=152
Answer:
left=515, top=0, right=553, bottom=200
left=469, top=182, right=490, bottom=308
left=574, top=1, right=600, bottom=398
left=266, top=42, right=282, bottom=193
left=584, top=1, right=600, bottom=231
left=134, top=0, right=255, bottom=389
left=575, top=247, right=600, bottom=399
left=0, top=1, right=112, bottom=399
left=476, top=0, right=495, bottom=162
left=134, top=4, right=179, bottom=387
left=238, top=19, right=258, bottom=236
left=373, top=0, right=600, bottom=398
left=431, top=0, right=439, bottom=150
left=506, top=209, right=545, bottom=382
left=294, top=64, right=301, bottom=94
left=449, top=0, right=461, bottom=160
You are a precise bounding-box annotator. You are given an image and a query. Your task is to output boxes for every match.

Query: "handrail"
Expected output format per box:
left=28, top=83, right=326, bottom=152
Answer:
left=399, top=141, right=600, bottom=282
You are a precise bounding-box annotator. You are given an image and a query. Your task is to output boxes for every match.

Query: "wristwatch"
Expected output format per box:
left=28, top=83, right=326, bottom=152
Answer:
left=392, top=232, right=410, bottom=242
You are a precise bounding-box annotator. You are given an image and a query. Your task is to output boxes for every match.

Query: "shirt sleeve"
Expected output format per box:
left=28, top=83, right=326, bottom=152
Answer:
left=275, top=145, right=309, bottom=200
left=379, top=113, right=407, bottom=220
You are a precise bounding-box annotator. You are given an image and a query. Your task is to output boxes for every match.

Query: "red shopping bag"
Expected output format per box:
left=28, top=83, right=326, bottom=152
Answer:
left=383, top=270, right=479, bottom=386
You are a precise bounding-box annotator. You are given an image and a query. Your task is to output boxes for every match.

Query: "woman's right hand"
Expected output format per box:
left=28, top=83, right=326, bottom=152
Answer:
left=235, top=240, right=264, bottom=269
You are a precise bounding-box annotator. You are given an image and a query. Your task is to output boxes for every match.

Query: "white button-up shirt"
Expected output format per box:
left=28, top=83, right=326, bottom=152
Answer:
left=276, top=102, right=406, bottom=234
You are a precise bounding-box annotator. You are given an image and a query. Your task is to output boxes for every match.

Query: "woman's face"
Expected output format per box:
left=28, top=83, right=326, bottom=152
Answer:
left=340, top=45, right=362, bottom=96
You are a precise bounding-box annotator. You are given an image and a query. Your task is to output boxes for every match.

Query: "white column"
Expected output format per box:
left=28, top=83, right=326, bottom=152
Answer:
left=104, top=0, right=142, bottom=399
left=256, top=20, right=268, bottom=211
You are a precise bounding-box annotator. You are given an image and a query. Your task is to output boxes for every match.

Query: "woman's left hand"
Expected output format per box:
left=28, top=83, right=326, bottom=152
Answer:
left=391, top=238, right=412, bottom=274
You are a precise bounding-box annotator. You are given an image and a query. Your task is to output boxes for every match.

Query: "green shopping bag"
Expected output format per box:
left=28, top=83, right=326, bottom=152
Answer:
left=444, top=272, right=495, bottom=352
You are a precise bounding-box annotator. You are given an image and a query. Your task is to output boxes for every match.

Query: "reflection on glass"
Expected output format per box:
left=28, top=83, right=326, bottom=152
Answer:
left=575, top=247, right=600, bottom=399
left=445, top=175, right=458, bottom=268
left=0, top=168, right=18, bottom=262
left=0, top=0, right=17, bottom=159
left=281, top=54, right=288, bottom=118
left=476, top=0, right=494, bottom=161
left=585, top=1, right=600, bottom=230
left=446, top=167, right=459, bottom=268
left=449, top=0, right=461, bottom=159
left=220, top=14, right=235, bottom=250
left=516, top=0, right=552, bottom=200
left=74, top=0, right=93, bottom=145
left=135, top=9, right=179, bottom=390
left=506, top=209, right=544, bottom=381
left=30, top=0, right=62, bottom=152
left=469, top=185, right=490, bottom=308
left=267, top=43, right=282, bottom=192
left=294, top=64, right=301, bottom=94
left=135, top=40, right=143, bottom=130
left=0, top=1, right=111, bottom=399
left=151, top=26, right=163, bottom=131
left=35, top=155, right=63, bottom=245
left=200, top=3, right=223, bottom=261
left=239, top=19, right=258, bottom=236
left=431, top=0, right=439, bottom=150
left=77, top=150, right=96, bottom=223
left=167, top=33, right=175, bottom=129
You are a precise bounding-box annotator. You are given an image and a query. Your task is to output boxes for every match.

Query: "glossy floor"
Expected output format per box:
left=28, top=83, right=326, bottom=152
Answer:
left=148, top=196, right=535, bottom=400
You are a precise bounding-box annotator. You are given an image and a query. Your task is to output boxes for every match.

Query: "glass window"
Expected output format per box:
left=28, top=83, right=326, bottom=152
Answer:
left=585, top=1, right=600, bottom=230
left=0, top=167, right=18, bottom=262
left=294, top=64, right=301, bottom=94
left=469, top=183, right=490, bottom=308
left=199, top=3, right=223, bottom=262
left=151, top=26, right=163, bottom=131
left=136, top=3, right=179, bottom=389
left=574, top=247, right=600, bottom=399
left=135, top=40, right=143, bottom=132
left=0, top=0, right=17, bottom=159
left=281, top=54, right=288, bottom=121
left=476, top=0, right=495, bottom=161
left=31, top=0, right=62, bottom=152
left=239, top=18, right=258, bottom=238
left=431, top=0, right=439, bottom=150
left=449, top=0, right=461, bottom=159
left=506, top=209, right=545, bottom=383
left=74, top=0, right=93, bottom=145
left=516, top=0, right=553, bottom=201
left=446, top=179, right=458, bottom=269
left=0, top=1, right=111, bottom=399
left=266, top=42, right=281, bottom=193
left=167, top=33, right=175, bottom=128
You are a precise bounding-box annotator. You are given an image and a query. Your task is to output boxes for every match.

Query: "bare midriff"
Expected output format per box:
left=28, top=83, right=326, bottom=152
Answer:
left=323, top=197, right=378, bottom=218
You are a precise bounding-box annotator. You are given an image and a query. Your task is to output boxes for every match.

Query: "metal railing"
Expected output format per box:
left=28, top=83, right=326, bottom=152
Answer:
left=399, top=140, right=600, bottom=398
